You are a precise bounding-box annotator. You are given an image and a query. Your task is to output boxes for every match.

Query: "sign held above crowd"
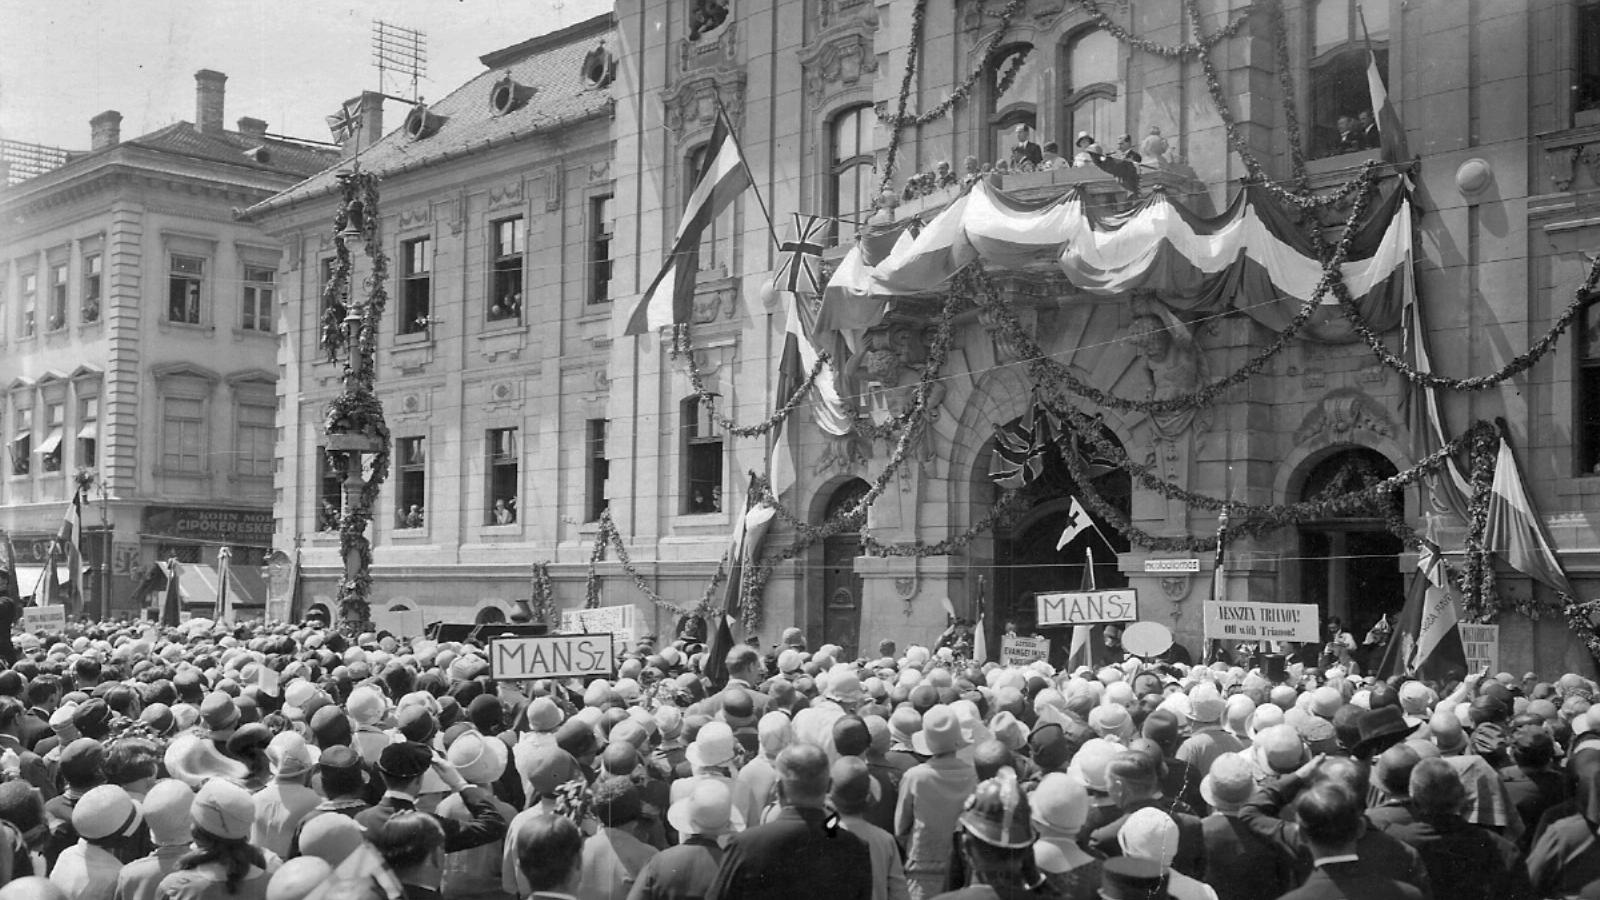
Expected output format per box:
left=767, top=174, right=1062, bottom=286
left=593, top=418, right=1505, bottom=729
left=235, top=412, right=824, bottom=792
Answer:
left=490, top=633, right=616, bottom=680
left=1202, top=600, right=1320, bottom=643
left=1036, top=589, right=1138, bottom=627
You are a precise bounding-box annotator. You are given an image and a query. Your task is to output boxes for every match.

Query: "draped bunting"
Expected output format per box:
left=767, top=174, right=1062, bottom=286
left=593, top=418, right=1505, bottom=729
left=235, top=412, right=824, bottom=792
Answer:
left=820, top=179, right=1412, bottom=345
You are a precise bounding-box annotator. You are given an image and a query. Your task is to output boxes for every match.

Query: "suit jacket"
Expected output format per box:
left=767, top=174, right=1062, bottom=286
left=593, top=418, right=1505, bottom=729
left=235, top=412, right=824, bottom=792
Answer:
left=706, top=806, right=873, bottom=900
left=18, top=710, right=51, bottom=752
left=1374, top=812, right=1531, bottom=900
left=354, top=788, right=505, bottom=853
left=1280, top=861, right=1425, bottom=900
left=692, top=679, right=770, bottom=720
left=1087, top=798, right=1206, bottom=879
left=1201, top=813, right=1296, bottom=900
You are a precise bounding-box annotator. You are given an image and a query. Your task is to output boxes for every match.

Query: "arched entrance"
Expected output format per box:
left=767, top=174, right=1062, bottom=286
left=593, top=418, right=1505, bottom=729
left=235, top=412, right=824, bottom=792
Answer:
left=474, top=605, right=507, bottom=626
left=988, top=415, right=1131, bottom=664
left=1295, top=446, right=1405, bottom=657
left=821, top=478, right=871, bottom=658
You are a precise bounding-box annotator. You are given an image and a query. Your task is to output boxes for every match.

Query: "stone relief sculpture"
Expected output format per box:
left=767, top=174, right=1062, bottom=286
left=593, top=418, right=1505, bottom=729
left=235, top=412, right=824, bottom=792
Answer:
left=1128, top=293, right=1210, bottom=472
left=843, top=323, right=947, bottom=479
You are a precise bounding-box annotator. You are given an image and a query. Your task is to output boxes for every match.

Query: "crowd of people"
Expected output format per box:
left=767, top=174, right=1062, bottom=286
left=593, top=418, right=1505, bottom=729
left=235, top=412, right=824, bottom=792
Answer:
left=0, top=614, right=1593, bottom=900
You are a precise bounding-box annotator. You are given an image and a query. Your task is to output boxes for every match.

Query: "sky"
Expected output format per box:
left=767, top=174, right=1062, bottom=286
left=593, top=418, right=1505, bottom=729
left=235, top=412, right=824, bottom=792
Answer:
left=0, top=0, right=615, bottom=150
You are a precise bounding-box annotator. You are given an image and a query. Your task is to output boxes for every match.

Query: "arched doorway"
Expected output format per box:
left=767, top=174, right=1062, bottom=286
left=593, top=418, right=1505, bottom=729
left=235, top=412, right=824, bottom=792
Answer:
left=988, top=414, right=1131, bottom=664
left=474, top=605, right=507, bottom=626
left=822, top=478, right=871, bottom=659
left=1296, top=447, right=1405, bottom=655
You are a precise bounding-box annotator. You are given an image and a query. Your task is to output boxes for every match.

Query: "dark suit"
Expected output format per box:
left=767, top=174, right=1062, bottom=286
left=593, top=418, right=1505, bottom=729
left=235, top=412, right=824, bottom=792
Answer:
left=1376, top=813, right=1533, bottom=900
left=1280, top=860, right=1425, bottom=900
left=1087, top=798, right=1206, bottom=879
left=18, top=710, right=51, bottom=753
left=1201, top=813, right=1297, bottom=900
left=705, top=806, right=872, bottom=900
left=354, top=788, right=505, bottom=853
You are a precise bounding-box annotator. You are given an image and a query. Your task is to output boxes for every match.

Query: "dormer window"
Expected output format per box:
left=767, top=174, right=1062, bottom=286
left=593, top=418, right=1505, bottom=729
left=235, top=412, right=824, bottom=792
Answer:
left=490, top=73, right=535, bottom=115
left=404, top=103, right=445, bottom=140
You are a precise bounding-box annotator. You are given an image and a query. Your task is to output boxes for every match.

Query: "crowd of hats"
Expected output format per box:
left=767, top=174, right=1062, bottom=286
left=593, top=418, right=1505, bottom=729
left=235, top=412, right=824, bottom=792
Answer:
left=1, top=611, right=1594, bottom=900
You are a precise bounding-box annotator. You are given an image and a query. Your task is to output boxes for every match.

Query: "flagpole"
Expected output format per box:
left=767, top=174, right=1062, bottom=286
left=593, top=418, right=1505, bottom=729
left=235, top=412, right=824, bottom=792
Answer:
left=710, top=92, right=779, bottom=251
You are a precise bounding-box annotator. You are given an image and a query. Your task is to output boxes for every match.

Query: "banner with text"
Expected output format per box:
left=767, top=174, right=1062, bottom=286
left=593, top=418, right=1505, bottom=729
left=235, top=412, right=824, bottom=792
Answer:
left=22, top=605, right=65, bottom=632
left=560, top=604, right=635, bottom=654
left=1460, top=624, right=1499, bottom=674
left=1202, top=601, right=1320, bottom=643
left=1036, top=589, right=1139, bottom=627
left=1000, top=634, right=1051, bottom=666
left=491, top=634, right=616, bottom=680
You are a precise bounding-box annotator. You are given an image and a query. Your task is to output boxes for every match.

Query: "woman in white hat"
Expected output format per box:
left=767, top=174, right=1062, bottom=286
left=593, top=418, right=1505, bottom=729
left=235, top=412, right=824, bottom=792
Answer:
left=631, top=779, right=744, bottom=900
left=438, top=731, right=518, bottom=900
left=670, top=721, right=758, bottom=834
left=1030, top=772, right=1100, bottom=899
left=158, top=779, right=281, bottom=900
left=897, top=705, right=976, bottom=900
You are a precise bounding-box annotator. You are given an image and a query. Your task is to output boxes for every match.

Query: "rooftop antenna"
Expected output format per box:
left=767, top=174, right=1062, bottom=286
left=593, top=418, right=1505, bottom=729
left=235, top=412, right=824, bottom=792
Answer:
left=553, top=0, right=566, bottom=26
left=372, top=20, right=428, bottom=105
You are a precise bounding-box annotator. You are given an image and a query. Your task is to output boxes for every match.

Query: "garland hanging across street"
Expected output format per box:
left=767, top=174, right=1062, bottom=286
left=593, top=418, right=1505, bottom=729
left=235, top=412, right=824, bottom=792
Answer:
left=877, top=0, right=1031, bottom=130
left=859, top=488, right=1030, bottom=557
left=585, top=508, right=728, bottom=619
left=878, top=0, right=927, bottom=195
left=323, top=171, right=391, bottom=634
left=1072, top=0, right=1257, bottom=57
left=673, top=323, right=830, bottom=438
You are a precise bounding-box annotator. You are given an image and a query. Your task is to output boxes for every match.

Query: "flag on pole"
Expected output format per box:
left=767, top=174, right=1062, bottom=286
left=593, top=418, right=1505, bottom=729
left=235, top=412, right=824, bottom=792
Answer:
left=626, top=105, right=755, bottom=335
left=325, top=96, right=364, bottom=143
left=1056, top=496, right=1093, bottom=551
left=0, top=531, right=20, bottom=605
left=216, top=546, right=233, bottom=623
left=767, top=256, right=854, bottom=500
left=1065, top=546, right=1098, bottom=671
left=161, top=558, right=182, bottom=627
left=1377, top=541, right=1467, bottom=683
left=1362, top=19, right=1410, bottom=163
left=1401, top=243, right=1472, bottom=522
left=704, top=476, right=776, bottom=687
left=973, top=577, right=989, bottom=665
left=1485, top=423, right=1576, bottom=597
left=772, top=214, right=826, bottom=297
left=54, top=487, right=83, bottom=617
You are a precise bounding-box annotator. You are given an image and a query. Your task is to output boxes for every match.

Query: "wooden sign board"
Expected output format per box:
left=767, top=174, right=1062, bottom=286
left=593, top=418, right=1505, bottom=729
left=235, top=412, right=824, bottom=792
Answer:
left=1000, top=634, right=1051, bottom=666
left=22, top=605, right=65, bottom=632
left=490, top=633, right=615, bottom=680
left=1460, top=624, right=1499, bottom=674
left=1202, top=601, right=1320, bottom=643
left=1036, top=589, right=1138, bottom=627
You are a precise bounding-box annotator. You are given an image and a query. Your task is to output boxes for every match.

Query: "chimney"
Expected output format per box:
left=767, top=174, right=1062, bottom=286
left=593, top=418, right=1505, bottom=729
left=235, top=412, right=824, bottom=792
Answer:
left=195, top=69, right=227, bottom=134
left=237, top=117, right=268, bottom=139
left=342, top=91, right=386, bottom=158
left=90, top=110, right=123, bottom=150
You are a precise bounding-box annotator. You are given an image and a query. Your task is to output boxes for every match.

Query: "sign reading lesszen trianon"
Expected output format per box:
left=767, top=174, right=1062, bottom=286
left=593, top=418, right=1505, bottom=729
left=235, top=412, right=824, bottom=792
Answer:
left=1202, top=601, right=1320, bottom=643
left=1036, top=590, right=1138, bottom=627
left=490, top=634, right=615, bottom=680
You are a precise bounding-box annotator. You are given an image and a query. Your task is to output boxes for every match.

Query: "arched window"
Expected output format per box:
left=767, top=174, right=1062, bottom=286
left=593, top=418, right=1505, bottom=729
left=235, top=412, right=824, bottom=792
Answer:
left=829, top=104, right=875, bottom=245
left=1060, top=30, right=1124, bottom=152
left=987, top=43, right=1040, bottom=163
left=1309, top=0, right=1388, bottom=157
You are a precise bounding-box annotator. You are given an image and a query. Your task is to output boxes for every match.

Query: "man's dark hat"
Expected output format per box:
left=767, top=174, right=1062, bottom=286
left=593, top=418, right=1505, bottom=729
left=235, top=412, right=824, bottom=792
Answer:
left=1351, top=705, right=1411, bottom=758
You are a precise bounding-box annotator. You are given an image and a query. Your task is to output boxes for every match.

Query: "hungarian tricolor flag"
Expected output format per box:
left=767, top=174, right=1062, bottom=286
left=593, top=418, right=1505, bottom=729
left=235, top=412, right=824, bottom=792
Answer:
left=1065, top=546, right=1097, bottom=671
left=1485, top=422, right=1575, bottom=597
left=703, top=477, right=775, bottom=688
left=1365, top=39, right=1410, bottom=163
left=1377, top=541, right=1467, bottom=684
left=767, top=256, right=853, bottom=500
left=53, top=486, right=84, bottom=616
left=626, top=105, right=754, bottom=335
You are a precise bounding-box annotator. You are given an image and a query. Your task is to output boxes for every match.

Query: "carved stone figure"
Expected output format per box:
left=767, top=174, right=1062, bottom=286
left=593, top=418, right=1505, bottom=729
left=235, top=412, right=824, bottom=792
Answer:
left=1128, top=295, right=1209, bottom=444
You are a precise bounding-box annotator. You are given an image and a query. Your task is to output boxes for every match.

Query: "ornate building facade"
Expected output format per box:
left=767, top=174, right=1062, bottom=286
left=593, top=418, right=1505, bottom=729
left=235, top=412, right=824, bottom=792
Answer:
left=0, top=71, right=336, bottom=614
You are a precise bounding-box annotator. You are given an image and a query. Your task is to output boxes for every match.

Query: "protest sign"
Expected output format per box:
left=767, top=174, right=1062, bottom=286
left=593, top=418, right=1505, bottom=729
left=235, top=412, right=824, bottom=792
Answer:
left=1459, top=624, right=1499, bottom=674
left=490, top=634, right=616, bottom=680
left=560, top=604, right=635, bottom=653
left=22, top=605, right=65, bottom=632
left=1036, top=589, right=1138, bottom=627
left=1202, top=601, right=1320, bottom=643
left=1000, top=634, right=1051, bottom=666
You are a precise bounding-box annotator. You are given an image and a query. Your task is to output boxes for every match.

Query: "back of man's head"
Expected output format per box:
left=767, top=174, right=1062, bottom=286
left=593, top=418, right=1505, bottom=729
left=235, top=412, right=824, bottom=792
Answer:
left=1311, top=755, right=1371, bottom=799
left=1376, top=745, right=1420, bottom=797
left=24, top=675, right=57, bottom=708
left=726, top=644, right=761, bottom=678
left=776, top=743, right=830, bottom=806
left=1408, top=758, right=1466, bottom=818
left=973, top=739, right=1014, bottom=781
left=1106, top=750, right=1159, bottom=805
left=1296, top=782, right=1363, bottom=849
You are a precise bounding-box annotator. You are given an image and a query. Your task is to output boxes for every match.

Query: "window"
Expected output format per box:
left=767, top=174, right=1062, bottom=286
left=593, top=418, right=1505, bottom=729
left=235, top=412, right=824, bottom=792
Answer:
left=20, top=272, right=36, bottom=338
left=317, top=447, right=342, bottom=532
left=399, top=238, right=431, bottom=334
left=242, top=266, right=274, bottom=332
left=1309, top=0, right=1387, bottom=158
left=82, top=254, right=101, bottom=323
left=47, top=264, right=67, bottom=331
left=77, top=397, right=98, bottom=469
left=1059, top=32, right=1123, bottom=157
left=396, top=437, right=427, bottom=528
left=1581, top=297, right=1600, bottom=474
left=161, top=397, right=205, bottom=472
left=588, top=196, right=614, bottom=304
left=168, top=255, right=203, bottom=324
left=586, top=419, right=609, bottom=522
left=235, top=402, right=274, bottom=478
left=686, top=145, right=734, bottom=272
left=489, top=218, right=524, bottom=322
left=38, top=404, right=64, bottom=473
left=988, top=43, right=1042, bottom=164
left=8, top=409, right=29, bottom=477
left=829, top=107, right=874, bottom=245
left=681, top=397, right=723, bottom=514
left=487, top=428, right=519, bottom=525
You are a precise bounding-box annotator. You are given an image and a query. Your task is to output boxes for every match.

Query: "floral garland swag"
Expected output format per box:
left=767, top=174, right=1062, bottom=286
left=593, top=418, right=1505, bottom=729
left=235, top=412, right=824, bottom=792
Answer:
left=321, top=172, right=391, bottom=635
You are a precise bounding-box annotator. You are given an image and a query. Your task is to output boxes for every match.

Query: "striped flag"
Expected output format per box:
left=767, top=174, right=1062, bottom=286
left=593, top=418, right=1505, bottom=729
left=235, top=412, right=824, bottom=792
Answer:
left=772, top=214, right=825, bottom=297
left=1207, top=506, right=1229, bottom=663
left=162, top=558, right=182, bottom=627
left=1365, top=44, right=1410, bottom=164
left=53, top=487, right=83, bottom=616
left=1402, top=245, right=1472, bottom=522
left=1066, top=546, right=1097, bottom=671
left=1485, top=423, right=1575, bottom=597
left=973, top=577, right=988, bottom=666
left=704, top=477, right=776, bottom=687
left=1377, top=541, right=1467, bottom=683
left=0, top=531, right=20, bottom=605
left=216, top=546, right=233, bottom=623
left=626, top=105, right=754, bottom=335
left=767, top=259, right=854, bottom=500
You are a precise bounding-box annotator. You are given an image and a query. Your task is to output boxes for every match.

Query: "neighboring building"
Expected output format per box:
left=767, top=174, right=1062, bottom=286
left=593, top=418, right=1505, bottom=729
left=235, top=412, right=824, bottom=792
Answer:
left=0, top=69, right=337, bottom=615
left=243, top=14, right=618, bottom=628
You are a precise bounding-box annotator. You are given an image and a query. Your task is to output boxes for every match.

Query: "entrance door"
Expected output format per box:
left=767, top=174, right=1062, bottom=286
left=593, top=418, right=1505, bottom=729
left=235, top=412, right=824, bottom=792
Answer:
left=821, top=479, right=870, bottom=657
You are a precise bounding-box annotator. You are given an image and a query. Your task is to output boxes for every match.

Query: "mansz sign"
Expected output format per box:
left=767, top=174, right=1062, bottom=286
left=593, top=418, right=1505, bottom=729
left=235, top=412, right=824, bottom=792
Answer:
left=1036, top=589, right=1138, bottom=627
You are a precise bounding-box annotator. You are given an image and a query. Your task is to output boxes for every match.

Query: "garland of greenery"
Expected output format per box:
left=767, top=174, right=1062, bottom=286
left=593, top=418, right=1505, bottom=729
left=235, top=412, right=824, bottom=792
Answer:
left=1072, top=0, right=1256, bottom=57
left=323, top=171, right=391, bottom=635
left=530, top=561, right=556, bottom=625
left=1460, top=429, right=1500, bottom=621
left=583, top=507, right=732, bottom=619
left=1329, top=253, right=1600, bottom=392
left=970, top=162, right=1378, bottom=419
left=878, top=0, right=927, bottom=195
left=878, top=0, right=1031, bottom=130
left=858, top=487, right=1030, bottom=557
left=1266, top=0, right=1311, bottom=195
left=673, top=323, right=832, bottom=438
left=1564, top=593, right=1600, bottom=668
left=584, top=511, right=609, bottom=609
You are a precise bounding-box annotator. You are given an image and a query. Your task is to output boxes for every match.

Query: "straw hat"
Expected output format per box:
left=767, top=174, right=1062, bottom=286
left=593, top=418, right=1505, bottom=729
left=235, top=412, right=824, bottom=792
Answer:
left=668, top=778, right=745, bottom=837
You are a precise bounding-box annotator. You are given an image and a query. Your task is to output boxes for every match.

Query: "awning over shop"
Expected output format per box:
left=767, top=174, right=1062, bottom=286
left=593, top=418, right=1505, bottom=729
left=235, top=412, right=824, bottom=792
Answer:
left=35, top=428, right=63, bottom=456
left=173, top=563, right=258, bottom=609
